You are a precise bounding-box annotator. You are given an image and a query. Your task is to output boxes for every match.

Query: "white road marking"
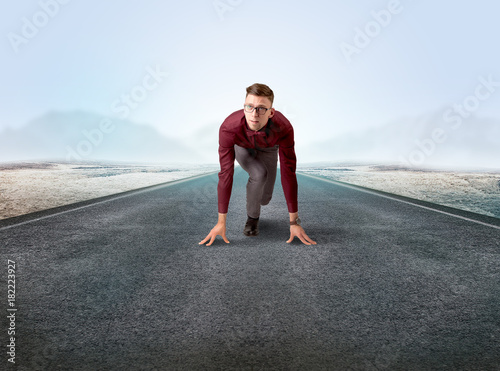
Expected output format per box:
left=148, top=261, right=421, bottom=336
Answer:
left=299, top=172, right=500, bottom=231
left=0, top=172, right=217, bottom=231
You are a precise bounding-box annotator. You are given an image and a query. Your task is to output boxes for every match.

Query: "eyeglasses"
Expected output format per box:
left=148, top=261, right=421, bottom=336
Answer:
left=244, top=105, right=271, bottom=115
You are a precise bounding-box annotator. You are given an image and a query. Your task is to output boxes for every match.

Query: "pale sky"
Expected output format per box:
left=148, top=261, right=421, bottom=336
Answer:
left=2, top=0, right=500, bottom=163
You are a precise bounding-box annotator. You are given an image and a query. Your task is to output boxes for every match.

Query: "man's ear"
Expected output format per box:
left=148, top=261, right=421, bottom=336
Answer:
left=269, top=108, right=275, bottom=118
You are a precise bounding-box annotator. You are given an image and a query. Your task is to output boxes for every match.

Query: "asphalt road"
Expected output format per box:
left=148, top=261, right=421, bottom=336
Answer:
left=1, top=168, right=499, bottom=370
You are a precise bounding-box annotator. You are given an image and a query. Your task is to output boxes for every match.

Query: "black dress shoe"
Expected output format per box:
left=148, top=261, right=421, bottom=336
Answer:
left=243, top=217, right=259, bottom=236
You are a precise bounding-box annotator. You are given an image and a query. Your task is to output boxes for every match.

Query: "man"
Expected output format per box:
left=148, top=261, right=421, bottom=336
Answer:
left=199, top=83, right=316, bottom=246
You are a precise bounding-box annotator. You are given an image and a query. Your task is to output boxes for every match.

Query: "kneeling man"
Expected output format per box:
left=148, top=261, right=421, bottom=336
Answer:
left=200, top=83, right=316, bottom=246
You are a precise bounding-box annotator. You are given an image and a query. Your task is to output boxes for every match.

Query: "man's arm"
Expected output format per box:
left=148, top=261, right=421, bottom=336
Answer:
left=278, top=122, right=316, bottom=245
left=199, top=124, right=235, bottom=246
left=277, top=125, right=298, bottom=213
left=217, top=145, right=235, bottom=214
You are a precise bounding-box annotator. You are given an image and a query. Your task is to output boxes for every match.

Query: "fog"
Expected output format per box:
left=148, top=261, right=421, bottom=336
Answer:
left=2, top=1, right=500, bottom=169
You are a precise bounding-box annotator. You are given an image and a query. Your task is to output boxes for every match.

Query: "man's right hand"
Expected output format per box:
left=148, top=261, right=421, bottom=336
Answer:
left=199, top=213, right=230, bottom=246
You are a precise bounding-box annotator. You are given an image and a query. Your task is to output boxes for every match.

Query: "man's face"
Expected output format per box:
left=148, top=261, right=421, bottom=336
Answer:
left=244, top=94, right=275, bottom=131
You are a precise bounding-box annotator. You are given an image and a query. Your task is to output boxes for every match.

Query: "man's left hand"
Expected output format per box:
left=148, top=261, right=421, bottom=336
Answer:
left=286, top=225, right=317, bottom=245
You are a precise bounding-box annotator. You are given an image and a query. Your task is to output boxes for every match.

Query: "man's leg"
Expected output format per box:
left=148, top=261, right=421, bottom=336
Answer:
left=234, top=144, right=262, bottom=236
left=257, top=145, right=279, bottom=207
left=235, top=144, right=278, bottom=219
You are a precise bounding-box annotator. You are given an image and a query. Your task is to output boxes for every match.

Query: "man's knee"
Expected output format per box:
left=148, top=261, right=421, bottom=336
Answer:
left=249, top=167, right=267, bottom=184
left=261, top=195, right=272, bottom=205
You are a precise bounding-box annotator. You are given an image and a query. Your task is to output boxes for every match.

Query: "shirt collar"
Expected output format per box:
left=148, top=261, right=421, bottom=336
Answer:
left=244, top=119, right=269, bottom=137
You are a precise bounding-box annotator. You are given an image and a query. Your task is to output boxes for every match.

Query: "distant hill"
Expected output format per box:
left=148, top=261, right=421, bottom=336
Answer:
left=306, top=112, right=500, bottom=169
left=0, top=111, right=202, bottom=164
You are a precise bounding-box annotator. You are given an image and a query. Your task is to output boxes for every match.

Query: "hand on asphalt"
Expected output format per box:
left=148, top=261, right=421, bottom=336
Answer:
left=287, top=225, right=317, bottom=245
left=199, top=223, right=230, bottom=246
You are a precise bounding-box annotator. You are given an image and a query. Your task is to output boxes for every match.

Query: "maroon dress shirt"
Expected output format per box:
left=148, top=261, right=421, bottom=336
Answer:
left=217, top=109, right=298, bottom=214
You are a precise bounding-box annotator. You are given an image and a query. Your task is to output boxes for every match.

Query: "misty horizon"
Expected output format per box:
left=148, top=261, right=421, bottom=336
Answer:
left=1, top=109, right=499, bottom=170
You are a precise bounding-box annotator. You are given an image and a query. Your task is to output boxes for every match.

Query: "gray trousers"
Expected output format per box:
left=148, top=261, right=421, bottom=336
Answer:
left=234, top=144, right=278, bottom=219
